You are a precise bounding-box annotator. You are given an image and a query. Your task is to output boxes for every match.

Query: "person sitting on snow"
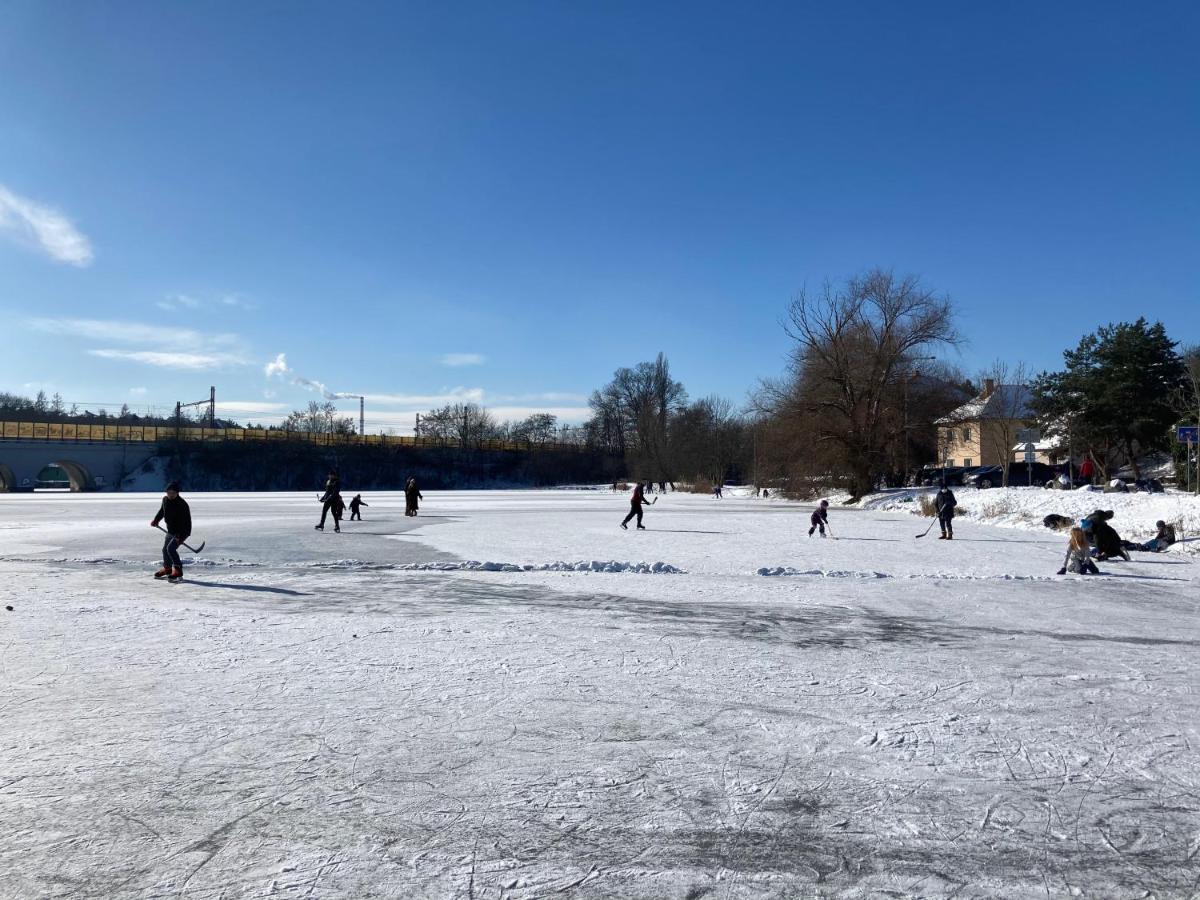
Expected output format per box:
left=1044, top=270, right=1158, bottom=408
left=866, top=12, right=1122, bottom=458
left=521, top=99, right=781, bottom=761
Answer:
left=1058, top=526, right=1101, bottom=576
left=1083, top=509, right=1128, bottom=561
left=808, top=499, right=830, bottom=538
left=1131, top=520, right=1176, bottom=553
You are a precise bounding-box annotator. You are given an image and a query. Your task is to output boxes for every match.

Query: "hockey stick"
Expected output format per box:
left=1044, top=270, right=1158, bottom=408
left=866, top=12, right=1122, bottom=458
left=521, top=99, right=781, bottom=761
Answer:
left=826, top=522, right=837, bottom=540
left=915, top=517, right=938, bottom=539
left=155, top=524, right=206, bottom=553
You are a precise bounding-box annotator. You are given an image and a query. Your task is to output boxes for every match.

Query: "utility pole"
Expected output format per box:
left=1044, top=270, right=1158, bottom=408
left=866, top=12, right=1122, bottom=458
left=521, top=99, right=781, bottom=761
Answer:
left=209, top=386, right=216, bottom=427
left=415, top=413, right=421, bottom=438
left=359, top=396, right=365, bottom=438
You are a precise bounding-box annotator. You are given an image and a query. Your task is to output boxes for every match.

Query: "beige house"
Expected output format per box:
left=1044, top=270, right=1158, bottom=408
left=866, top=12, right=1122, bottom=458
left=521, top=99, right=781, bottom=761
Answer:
left=935, top=380, right=1034, bottom=468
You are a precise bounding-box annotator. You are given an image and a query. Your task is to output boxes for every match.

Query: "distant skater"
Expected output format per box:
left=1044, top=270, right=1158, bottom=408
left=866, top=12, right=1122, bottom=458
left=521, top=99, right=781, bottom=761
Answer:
left=316, top=471, right=343, bottom=532
left=621, top=482, right=651, bottom=530
left=935, top=482, right=957, bottom=540
left=150, top=481, right=191, bottom=583
left=348, top=494, right=367, bottom=521
left=808, top=499, right=829, bottom=537
left=405, top=477, right=423, bottom=517
left=713, top=484, right=723, bottom=499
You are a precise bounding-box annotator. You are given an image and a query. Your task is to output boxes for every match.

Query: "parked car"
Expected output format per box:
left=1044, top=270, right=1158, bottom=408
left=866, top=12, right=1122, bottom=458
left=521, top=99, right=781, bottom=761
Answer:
left=918, top=466, right=976, bottom=487
left=963, top=462, right=1061, bottom=489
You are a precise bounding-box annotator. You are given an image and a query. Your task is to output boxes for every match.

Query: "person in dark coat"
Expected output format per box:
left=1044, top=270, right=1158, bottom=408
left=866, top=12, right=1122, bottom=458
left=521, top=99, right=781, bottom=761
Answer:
left=621, top=482, right=650, bottom=530
left=348, top=494, right=367, bottom=521
left=935, top=483, right=957, bottom=539
left=151, top=481, right=191, bottom=581
left=404, top=477, right=423, bottom=516
left=316, top=471, right=342, bottom=532
left=1083, top=509, right=1128, bottom=561
left=808, top=499, right=830, bottom=537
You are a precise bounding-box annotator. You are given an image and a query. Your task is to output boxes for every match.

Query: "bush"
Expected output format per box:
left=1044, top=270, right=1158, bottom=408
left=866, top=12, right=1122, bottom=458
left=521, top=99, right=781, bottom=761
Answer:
left=918, top=494, right=937, bottom=517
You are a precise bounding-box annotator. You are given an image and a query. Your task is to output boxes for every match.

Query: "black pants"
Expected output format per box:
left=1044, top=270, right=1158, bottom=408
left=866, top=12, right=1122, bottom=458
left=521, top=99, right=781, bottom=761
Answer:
left=938, top=512, right=954, bottom=535
left=350, top=508, right=361, bottom=520
left=622, top=503, right=644, bottom=527
left=162, top=535, right=182, bottom=569
left=319, top=500, right=341, bottom=527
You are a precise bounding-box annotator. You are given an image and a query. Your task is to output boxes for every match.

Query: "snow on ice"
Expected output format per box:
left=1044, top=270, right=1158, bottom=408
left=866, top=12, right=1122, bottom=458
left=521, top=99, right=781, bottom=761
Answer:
left=1, top=487, right=1198, bottom=898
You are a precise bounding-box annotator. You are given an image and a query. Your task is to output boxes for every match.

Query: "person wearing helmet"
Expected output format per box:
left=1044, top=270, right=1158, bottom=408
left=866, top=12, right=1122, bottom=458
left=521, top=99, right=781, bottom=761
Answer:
left=808, top=499, right=830, bottom=537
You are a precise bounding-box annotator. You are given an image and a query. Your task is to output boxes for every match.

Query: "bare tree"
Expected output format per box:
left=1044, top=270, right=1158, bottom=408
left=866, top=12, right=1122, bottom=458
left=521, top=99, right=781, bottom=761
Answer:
left=782, top=269, right=959, bottom=498
left=281, top=400, right=356, bottom=434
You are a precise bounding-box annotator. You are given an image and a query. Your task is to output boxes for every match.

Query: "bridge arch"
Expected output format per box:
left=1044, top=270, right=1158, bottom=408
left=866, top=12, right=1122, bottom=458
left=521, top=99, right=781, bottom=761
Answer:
left=0, top=463, right=13, bottom=492
left=46, top=459, right=94, bottom=491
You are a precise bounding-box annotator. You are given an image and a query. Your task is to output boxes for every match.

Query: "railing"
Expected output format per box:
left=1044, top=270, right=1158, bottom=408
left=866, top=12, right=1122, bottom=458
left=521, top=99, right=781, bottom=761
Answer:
left=0, top=421, right=587, bottom=453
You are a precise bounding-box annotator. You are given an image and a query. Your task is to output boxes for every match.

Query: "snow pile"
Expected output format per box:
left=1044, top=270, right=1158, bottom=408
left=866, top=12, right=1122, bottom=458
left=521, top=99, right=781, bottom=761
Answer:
left=757, top=566, right=891, bottom=579
left=397, top=560, right=685, bottom=574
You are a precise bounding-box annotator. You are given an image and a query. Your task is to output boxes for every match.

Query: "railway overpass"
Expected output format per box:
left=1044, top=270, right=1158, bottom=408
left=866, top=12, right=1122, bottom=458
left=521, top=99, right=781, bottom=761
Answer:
left=0, top=440, right=159, bottom=492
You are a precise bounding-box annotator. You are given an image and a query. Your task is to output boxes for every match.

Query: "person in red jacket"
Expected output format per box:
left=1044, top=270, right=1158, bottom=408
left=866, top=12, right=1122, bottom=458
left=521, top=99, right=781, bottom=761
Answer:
left=620, top=482, right=651, bottom=530
left=1079, top=456, right=1096, bottom=485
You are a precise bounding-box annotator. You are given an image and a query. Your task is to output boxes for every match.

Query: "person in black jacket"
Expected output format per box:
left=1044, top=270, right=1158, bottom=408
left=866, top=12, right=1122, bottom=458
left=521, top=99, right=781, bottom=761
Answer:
left=316, top=471, right=343, bottom=532
left=150, top=481, right=191, bottom=582
left=348, top=494, right=367, bottom=521
left=935, top=483, right=957, bottom=540
left=404, top=477, right=424, bottom=516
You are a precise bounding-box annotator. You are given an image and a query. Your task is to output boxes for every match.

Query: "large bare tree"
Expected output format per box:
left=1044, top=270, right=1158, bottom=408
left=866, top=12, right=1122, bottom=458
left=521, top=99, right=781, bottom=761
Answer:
left=782, top=269, right=959, bottom=498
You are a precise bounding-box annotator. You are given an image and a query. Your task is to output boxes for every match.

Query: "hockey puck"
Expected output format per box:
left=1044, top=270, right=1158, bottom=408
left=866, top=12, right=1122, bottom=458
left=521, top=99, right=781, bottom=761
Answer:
left=5, top=605, right=12, bottom=611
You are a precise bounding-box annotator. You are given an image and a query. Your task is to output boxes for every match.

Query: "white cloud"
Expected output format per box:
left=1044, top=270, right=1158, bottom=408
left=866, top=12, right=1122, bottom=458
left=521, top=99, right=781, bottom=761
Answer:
left=129, top=387, right=148, bottom=396
left=27, top=317, right=241, bottom=352
left=158, top=292, right=254, bottom=312
left=0, top=184, right=94, bottom=266
left=264, top=352, right=290, bottom=378
left=360, top=388, right=487, bottom=407
left=440, top=353, right=486, bottom=367
left=88, top=349, right=243, bottom=370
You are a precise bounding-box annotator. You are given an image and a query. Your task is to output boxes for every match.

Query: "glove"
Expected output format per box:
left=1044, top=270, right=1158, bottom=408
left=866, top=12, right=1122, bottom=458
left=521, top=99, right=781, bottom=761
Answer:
left=150, top=520, right=159, bottom=527
left=1056, top=567, right=1066, bottom=576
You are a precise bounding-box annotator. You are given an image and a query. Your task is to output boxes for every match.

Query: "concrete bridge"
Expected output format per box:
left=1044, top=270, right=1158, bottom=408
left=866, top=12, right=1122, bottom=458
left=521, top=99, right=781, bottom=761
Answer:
left=0, top=441, right=161, bottom=492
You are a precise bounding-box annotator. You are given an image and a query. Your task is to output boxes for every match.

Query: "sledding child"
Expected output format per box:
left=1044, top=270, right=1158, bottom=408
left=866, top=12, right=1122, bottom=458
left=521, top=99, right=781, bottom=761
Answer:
left=150, top=481, right=191, bottom=583
left=808, top=499, right=830, bottom=537
left=1057, top=526, right=1101, bottom=575
left=348, top=494, right=367, bottom=521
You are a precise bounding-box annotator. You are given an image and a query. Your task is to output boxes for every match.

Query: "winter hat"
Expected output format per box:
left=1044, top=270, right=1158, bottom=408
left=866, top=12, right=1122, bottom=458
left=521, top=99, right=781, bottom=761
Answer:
left=1156, top=520, right=1166, bottom=528
left=1080, top=517, right=1092, bottom=530
left=820, top=499, right=829, bottom=507
left=165, top=481, right=181, bottom=492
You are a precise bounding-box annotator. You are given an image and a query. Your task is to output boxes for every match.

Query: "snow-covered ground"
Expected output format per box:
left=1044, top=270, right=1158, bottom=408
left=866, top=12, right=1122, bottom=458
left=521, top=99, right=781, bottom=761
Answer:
left=2, top=488, right=1199, bottom=898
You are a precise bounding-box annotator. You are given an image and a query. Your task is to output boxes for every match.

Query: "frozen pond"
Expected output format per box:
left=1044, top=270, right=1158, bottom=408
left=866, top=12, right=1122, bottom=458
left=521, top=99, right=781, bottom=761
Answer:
left=1, top=489, right=1198, bottom=898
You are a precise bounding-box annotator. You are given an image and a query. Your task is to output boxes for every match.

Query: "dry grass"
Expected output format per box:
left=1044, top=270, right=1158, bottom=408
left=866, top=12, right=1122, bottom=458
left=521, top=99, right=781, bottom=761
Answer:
left=679, top=480, right=714, bottom=495
left=918, top=495, right=937, bottom=517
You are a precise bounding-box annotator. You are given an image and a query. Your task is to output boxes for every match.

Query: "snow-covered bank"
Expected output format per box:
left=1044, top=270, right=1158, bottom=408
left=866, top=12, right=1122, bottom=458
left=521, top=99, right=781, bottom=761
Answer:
left=858, top=486, right=1200, bottom=551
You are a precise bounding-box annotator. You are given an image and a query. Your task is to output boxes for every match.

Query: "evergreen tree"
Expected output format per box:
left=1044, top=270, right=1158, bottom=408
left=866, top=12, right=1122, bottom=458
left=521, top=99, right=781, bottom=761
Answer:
left=1031, top=319, right=1186, bottom=478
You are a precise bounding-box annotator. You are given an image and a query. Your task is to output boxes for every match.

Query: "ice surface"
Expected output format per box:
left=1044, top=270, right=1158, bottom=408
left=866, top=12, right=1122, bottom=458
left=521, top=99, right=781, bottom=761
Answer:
left=1, top=488, right=1198, bottom=897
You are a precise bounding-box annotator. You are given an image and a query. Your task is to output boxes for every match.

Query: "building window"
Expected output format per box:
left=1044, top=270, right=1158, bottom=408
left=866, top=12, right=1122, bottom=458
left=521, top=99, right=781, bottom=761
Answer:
left=964, top=458, right=972, bottom=467
left=962, top=427, right=972, bottom=442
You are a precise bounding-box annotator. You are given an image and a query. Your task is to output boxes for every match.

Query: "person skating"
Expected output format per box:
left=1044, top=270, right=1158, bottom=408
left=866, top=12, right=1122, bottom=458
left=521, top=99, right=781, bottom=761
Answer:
left=621, top=482, right=651, bottom=530
left=150, top=481, right=191, bottom=582
left=1057, top=526, right=1101, bottom=576
left=404, top=477, right=423, bottom=517
left=808, top=499, right=830, bottom=537
left=348, top=494, right=367, bottom=521
left=713, top=484, right=723, bottom=499
left=316, top=471, right=343, bottom=532
left=935, top=483, right=957, bottom=539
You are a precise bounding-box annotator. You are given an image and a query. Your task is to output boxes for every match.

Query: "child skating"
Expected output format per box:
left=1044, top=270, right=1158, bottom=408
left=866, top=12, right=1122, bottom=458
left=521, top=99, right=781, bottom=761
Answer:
left=621, top=482, right=652, bottom=530
left=934, top=482, right=957, bottom=539
left=150, top=481, right=191, bottom=583
left=808, top=499, right=830, bottom=537
left=348, top=494, right=367, bottom=521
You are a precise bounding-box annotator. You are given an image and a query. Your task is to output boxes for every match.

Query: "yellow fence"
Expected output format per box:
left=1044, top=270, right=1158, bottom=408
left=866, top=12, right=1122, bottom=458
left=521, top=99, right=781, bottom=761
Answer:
left=0, top=421, right=585, bottom=453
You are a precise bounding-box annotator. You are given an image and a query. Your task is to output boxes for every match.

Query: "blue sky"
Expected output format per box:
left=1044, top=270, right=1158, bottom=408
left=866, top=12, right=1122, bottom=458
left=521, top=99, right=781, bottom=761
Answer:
left=1, top=1, right=1196, bottom=431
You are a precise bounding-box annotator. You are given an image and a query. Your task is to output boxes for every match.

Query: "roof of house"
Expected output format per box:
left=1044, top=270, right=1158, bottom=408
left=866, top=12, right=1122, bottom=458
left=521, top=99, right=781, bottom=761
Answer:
left=936, top=384, right=1033, bottom=425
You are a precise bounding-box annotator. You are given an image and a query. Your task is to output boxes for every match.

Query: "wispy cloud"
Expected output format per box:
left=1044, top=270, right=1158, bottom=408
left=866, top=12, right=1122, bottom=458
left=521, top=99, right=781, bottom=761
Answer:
left=129, top=387, right=148, bottom=396
left=88, top=349, right=244, bottom=370
left=157, top=292, right=255, bottom=312
left=0, top=184, right=94, bottom=266
left=27, top=317, right=241, bottom=352
left=440, top=353, right=486, bottom=367
left=360, top=388, right=486, bottom=407
left=264, top=353, right=290, bottom=379
left=215, top=401, right=289, bottom=414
